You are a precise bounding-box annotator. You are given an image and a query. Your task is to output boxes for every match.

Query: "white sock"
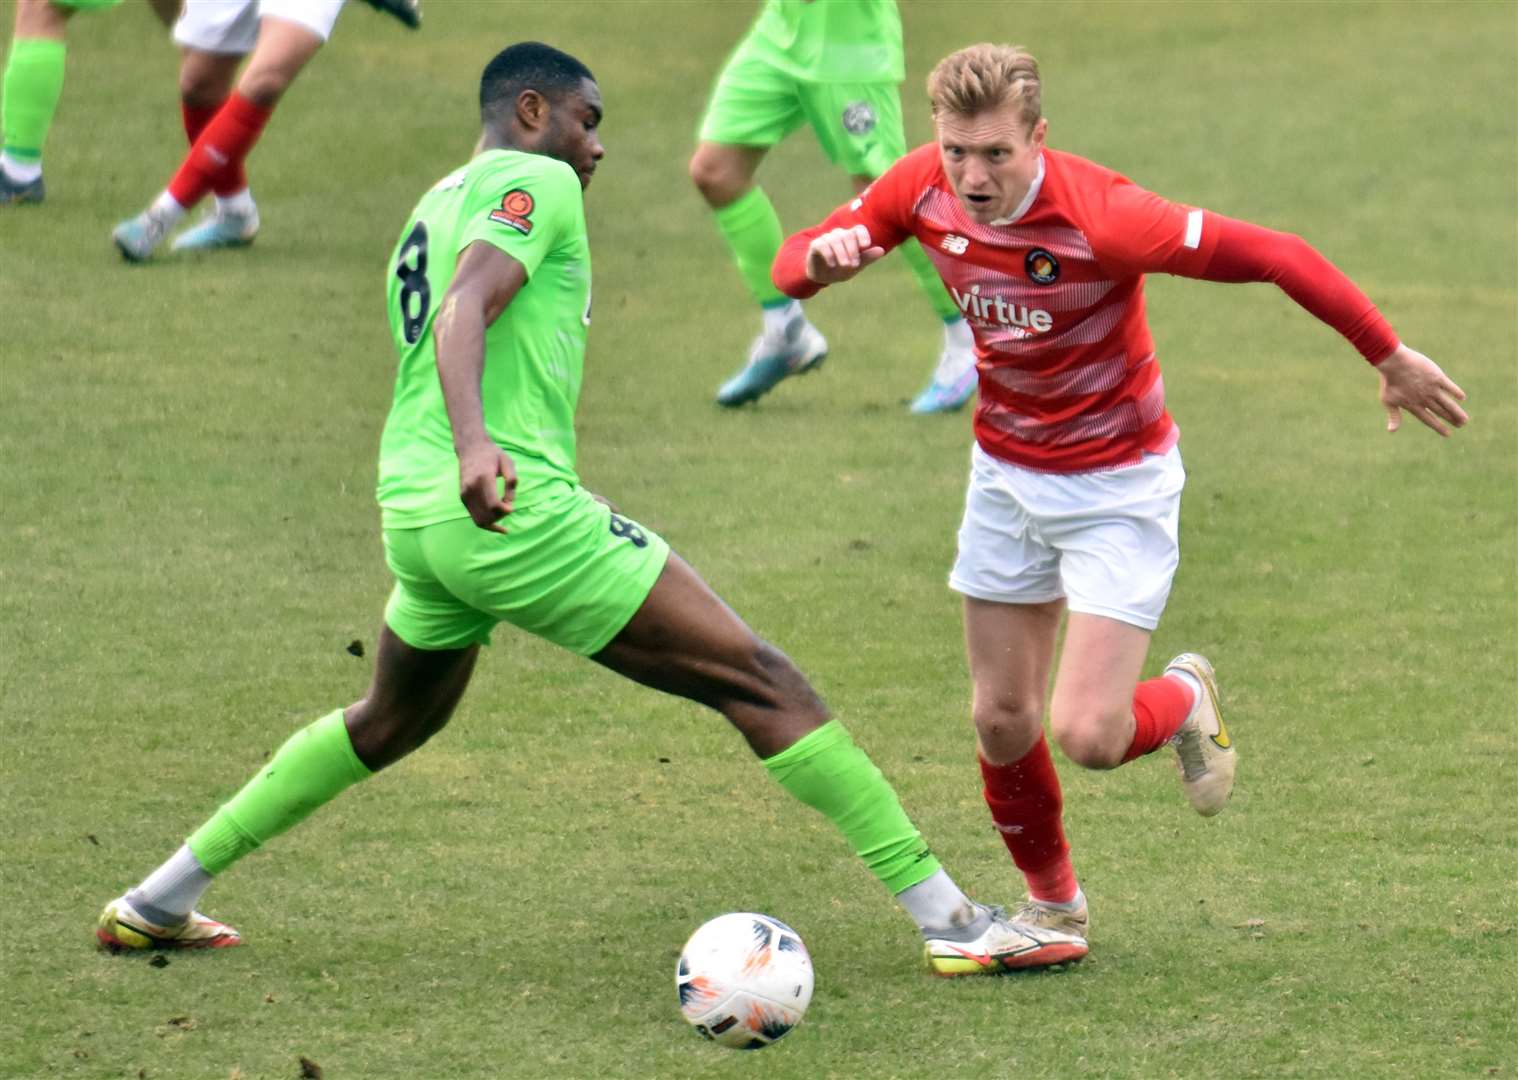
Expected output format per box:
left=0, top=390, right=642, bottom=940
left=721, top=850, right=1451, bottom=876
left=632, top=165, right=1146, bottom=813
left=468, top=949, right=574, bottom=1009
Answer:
left=1038, top=887, right=1086, bottom=912
left=761, top=300, right=801, bottom=338
left=898, top=869, right=981, bottom=934
left=932, top=318, right=977, bottom=384
left=149, top=190, right=187, bottom=228
left=1168, top=670, right=1204, bottom=718
left=129, top=844, right=213, bottom=922
left=215, top=187, right=255, bottom=217
left=1, top=152, right=42, bottom=183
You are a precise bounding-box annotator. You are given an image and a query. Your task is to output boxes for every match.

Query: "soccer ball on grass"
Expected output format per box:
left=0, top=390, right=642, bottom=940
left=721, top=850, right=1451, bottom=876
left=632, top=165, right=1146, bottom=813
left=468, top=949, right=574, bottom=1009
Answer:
left=675, top=912, right=814, bottom=1050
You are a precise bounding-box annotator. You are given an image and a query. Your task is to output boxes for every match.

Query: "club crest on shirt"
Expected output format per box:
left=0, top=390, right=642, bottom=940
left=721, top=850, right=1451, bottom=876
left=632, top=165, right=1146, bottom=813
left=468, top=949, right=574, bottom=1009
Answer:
left=841, top=102, right=877, bottom=135
left=489, top=188, right=535, bottom=235
left=1025, top=247, right=1059, bottom=285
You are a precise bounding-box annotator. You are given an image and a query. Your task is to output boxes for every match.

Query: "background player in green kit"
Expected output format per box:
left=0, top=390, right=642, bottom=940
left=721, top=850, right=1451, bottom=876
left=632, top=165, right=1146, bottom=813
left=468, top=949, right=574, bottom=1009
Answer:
left=94, top=41, right=1086, bottom=975
left=693, top=0, right=979, bottom=413
left=0, top=0, right=177, bottom=204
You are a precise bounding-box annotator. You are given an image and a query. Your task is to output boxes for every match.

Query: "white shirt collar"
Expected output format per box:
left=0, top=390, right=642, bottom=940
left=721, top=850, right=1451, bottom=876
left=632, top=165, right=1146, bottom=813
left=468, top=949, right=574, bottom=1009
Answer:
left=989, top=153, right=1045, bottom=226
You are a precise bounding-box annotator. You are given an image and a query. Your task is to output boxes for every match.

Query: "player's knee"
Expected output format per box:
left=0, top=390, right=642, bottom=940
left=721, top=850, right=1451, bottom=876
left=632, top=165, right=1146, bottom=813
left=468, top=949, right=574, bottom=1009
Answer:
left=748, top=640, right=827, bottom=722
left=688, top=149, right=742, bottom=207
left=237, top=61, right=303, bottom=107
left=1049, top=709, right=1126, bottom=770
left=972, top=695, right=1044, bottom=755
left=179, top=75, right=221, bottom=109
left=344, top=698, right=451, bottom=772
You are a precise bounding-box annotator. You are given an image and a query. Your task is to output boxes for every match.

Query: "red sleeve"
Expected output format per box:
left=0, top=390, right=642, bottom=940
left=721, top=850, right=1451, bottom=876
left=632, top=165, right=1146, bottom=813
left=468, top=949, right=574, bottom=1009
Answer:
left=1191, top=214, right=1400, bottom=365
left=1085, top=178, right=1398, bottom=365
left=771, top=148, right=928, bottom=299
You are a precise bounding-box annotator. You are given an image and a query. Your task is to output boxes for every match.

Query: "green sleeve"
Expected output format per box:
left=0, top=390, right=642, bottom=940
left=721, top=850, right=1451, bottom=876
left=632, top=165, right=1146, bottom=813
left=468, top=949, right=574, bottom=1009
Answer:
left=457, top=156, right=581, bottom=277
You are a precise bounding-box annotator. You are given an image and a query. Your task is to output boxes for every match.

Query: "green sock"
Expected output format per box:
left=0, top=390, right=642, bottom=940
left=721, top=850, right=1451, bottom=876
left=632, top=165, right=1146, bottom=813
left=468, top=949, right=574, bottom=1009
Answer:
left=763, top=720, right=942, bottom=895
left=1, top=38, right=67, bottom=163
left=713, top=185, right=786, bottom=306
left=186, top=711, right=372, bottom=875
left=898, top=239, right=961, bottom=321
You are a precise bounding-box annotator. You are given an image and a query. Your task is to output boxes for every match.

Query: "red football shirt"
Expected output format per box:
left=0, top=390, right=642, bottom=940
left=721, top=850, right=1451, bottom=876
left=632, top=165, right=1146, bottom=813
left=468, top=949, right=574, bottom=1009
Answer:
left=773, top=144, right=1398, bottom=473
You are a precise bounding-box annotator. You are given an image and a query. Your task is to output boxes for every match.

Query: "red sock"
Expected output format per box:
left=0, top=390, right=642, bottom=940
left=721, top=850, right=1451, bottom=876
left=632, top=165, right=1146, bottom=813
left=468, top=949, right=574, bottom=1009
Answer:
left=1122, top=674, right=1196, bottom=763
left=980, top=738, right=1078, bottom=904
left=168, top=92, right=271, bottom=210
left=181, top=98, right=246, bottom=198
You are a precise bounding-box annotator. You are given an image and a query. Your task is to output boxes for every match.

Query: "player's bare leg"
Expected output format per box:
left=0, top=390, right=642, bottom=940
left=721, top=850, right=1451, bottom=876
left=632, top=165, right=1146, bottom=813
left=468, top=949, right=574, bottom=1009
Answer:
left=693, top=142, right=829, bottom=406
left=1046, top=612, right=1153, bottom=769
left=1049, top=612, right=1234, bottom=812
left=593, top=553, right=1085, bottom=972
left=98, top=628, right=478, bottom=951
left=964, top=597, right=1088, bottom=936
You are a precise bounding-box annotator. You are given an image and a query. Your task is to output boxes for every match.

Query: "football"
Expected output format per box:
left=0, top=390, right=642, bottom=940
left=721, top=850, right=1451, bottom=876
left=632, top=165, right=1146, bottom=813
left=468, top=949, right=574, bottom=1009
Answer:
left=675, top=912, right=814, bottom=1050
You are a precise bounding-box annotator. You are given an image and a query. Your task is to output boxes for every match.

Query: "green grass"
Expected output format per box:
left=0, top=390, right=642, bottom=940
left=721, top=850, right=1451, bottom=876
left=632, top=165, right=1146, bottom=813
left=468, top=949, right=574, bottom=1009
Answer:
left=2, top=1, right=1515, bottom=1077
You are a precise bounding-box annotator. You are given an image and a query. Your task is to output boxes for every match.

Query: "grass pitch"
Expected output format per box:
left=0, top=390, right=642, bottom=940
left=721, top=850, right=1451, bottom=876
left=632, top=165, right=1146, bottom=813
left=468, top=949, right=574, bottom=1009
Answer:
left=2, top=2, right=1514, bottom=1078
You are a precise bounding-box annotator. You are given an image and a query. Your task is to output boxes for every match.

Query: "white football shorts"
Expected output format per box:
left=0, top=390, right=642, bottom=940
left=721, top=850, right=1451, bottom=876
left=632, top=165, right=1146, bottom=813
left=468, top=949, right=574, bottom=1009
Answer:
left=949, top=442, right=1186, bottom=630
left=173, top=0, right=347, bottom=55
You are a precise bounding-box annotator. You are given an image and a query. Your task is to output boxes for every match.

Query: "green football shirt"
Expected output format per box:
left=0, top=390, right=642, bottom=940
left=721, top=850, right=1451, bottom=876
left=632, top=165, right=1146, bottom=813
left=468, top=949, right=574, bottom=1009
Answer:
left=377, top=149, right=591, bottom=529
left=744, top=0, right=904, bottom=84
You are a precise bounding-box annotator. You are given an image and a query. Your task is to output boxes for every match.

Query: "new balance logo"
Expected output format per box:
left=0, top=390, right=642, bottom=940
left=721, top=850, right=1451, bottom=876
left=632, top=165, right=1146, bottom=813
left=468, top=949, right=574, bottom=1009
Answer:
left=941, top=234, right=969, bottom=255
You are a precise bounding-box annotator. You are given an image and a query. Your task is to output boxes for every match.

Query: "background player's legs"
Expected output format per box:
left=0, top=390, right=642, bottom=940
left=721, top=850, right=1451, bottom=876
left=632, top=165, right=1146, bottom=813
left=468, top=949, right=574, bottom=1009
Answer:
left=593, top=551, right=984, bottom=937
left=849, top=170, right=976, bottom=415
left=694, top=139, right=830, bottom=407
left=114, top=11, right=330, bottom=260
left=0, top=0, right=75, bottom=203
left=176, top=45, right=256, bottom=234
left=689, top=142, right=786, bottom=320
left=102, top=626, right=478, bottom=945
left=693, top=46, right=830, bottom=407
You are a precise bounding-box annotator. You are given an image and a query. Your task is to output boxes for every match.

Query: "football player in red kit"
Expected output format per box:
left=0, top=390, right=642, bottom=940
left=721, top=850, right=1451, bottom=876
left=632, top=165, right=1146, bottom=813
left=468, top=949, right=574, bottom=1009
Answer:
left=771, top=43, right=1467, bottom=960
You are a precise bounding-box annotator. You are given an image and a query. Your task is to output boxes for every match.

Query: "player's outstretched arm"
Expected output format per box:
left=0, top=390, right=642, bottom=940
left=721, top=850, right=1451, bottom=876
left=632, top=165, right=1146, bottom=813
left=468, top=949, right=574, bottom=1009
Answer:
left=1375, top=344, right=1468, bottom=437
left=1134, top=209, right=1471, bottom=438
left=435, top=241, right=528, bottom=533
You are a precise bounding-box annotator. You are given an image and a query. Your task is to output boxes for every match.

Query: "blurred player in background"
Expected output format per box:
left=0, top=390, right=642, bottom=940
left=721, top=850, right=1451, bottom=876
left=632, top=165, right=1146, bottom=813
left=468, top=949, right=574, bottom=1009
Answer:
left=0, top=0, right=178, bottom=205
left=96, top=42, right=1087, bottom=975
left=773, top=43, right=1467, bottom=964
left=112, top=0, right=419, bottom=260
left=693, top=0, right=978, bottom=413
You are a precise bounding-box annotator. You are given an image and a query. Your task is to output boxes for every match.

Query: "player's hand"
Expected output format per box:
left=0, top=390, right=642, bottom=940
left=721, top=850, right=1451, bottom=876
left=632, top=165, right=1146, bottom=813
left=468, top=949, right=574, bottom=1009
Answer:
left=458, top=441, right=517, bottom=533
left=1376, top=344, right=1468, bottom=437
left=805, top=225, right=886, bottom=284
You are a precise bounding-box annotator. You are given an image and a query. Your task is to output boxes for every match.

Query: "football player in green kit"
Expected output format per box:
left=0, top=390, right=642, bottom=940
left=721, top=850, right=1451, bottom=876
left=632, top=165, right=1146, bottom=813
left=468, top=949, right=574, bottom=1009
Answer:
left=695, top=0, right=978, bottom=413
left=95, top=42, right=1087, bottom=976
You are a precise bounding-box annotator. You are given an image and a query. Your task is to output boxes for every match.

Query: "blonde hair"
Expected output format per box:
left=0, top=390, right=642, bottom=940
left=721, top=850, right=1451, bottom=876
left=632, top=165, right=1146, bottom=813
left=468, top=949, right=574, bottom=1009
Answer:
left=928, top=44, right=1042, bottom=131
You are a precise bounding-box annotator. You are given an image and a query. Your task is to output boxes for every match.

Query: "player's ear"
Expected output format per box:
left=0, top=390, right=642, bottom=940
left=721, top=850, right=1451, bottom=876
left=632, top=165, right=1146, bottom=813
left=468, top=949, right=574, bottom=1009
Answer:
left=514, top=89, right=548, bottom=134
left=1030, top=117, right=1048, bottom=148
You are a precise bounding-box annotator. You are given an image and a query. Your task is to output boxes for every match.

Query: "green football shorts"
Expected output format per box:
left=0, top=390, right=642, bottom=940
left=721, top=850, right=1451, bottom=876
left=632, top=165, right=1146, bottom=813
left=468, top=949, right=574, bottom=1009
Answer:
left=698, top=45, right=906, bottom=177
left=382, top=482, right=670, bottom=657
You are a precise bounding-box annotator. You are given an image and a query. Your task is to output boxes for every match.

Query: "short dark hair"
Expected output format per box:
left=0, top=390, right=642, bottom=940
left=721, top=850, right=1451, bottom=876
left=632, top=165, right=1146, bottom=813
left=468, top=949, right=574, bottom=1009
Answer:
left=479, top=42, right=595, bottom=126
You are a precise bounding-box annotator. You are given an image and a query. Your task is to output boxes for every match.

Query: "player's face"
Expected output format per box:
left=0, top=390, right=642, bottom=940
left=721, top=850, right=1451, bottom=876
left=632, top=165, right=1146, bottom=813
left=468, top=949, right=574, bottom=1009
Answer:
left=545, top=78, right=605, bottom=190
left=937, top=105, right=1046, bottom=224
